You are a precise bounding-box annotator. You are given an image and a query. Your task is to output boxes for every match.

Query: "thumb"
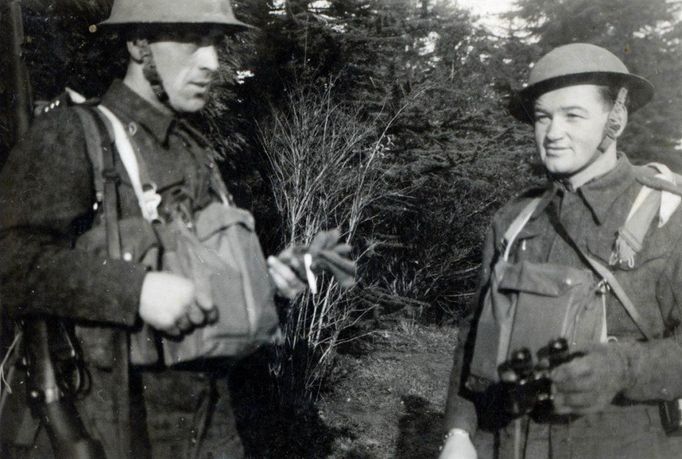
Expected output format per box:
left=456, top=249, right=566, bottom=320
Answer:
left=195, top=286, right=214, bottom=312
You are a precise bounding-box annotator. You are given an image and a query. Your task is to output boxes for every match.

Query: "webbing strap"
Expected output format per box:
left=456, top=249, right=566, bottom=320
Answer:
left=502, top=197, right=542, bottom=261
left=72, top=104, right=131, bottom=459
left=546, top=205, right=656, bottom=341
left=582, top=254, right=655, bottom=340
left=641, top=162, right=682, bottom=227
left=612, top=162, right=682, bottom=267
left=503, top=193, right=657, bottom=341
left=613, top=187, right=660, bottom=268
left=96, top=105, right=161, bottom=222
left=73, top=106, right=122, bottom=259
left=73, top=106, right=105, bottom=203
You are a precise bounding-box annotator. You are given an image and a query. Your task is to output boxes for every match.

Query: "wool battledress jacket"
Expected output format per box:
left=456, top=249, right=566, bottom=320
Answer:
left=0, top=81, right=243, bottom=458
left=444, top=155, right=682, bottom=458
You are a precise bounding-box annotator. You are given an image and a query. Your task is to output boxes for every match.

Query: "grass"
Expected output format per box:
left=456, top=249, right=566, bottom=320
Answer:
left=229, top=320, right=459, bottom=458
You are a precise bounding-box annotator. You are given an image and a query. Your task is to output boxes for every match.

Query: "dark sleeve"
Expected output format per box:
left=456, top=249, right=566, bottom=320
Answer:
left=620, top=229, right=682, bottom=401
left=0, top=108, right=145, bottom=326
left=442, top=225, right=497, bottom=435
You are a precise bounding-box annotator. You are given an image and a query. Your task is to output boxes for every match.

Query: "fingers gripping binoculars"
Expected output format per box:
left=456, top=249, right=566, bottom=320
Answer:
left=497, top=338, right=583, bottom=417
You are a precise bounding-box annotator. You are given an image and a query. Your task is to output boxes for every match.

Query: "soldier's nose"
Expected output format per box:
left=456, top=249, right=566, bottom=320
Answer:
left=197, top=45, right=219, bottom=73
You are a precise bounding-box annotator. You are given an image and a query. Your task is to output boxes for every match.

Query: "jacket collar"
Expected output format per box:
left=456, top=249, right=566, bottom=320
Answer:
left=529, top=154, right=635, bottom=225
left=101, top=80, right=175, bottom=144
left=572, top=154, right=634, bottom=225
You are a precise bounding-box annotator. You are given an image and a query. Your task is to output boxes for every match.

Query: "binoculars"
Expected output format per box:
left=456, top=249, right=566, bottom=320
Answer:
left=498, top=338, right=583, bottom=417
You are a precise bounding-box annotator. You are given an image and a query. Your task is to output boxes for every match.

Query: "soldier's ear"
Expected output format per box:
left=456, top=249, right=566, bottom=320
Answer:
left=602, top=87, right=629, bottom=141
left=609, top=87, right=629, bottom=139
left=127, top=40, right=145, bottom=63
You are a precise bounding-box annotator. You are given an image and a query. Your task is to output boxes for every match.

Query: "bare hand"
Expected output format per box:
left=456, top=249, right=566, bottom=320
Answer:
left=139, top=272, right=196, bottom=332
left=267, top=254, right=306, bottom=299
left=438, top=431, right=477, bottom=459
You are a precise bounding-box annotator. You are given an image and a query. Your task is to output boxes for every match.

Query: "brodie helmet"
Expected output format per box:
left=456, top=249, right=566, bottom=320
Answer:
left=98, top=0, right=252, bottom=107
left=99, top=0, right=252, bottom=31
left=511, top=43, right=654, bottom=123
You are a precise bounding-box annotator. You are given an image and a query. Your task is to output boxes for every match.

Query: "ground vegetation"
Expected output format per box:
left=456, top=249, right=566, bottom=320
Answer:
left=2, top=0, right=682, bottom=456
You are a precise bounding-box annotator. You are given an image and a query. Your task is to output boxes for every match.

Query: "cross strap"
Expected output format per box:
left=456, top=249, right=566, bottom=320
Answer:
left=545, top=204, right=656, bottom=341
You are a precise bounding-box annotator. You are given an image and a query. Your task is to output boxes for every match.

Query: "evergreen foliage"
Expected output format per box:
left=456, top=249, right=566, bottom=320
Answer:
left=2, top=0, right=681, bottom=406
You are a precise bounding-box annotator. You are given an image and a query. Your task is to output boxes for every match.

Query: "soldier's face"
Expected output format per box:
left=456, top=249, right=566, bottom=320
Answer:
left=533, top=85, right=611, bottom=176
left=148, top=29, right=222, bottom=113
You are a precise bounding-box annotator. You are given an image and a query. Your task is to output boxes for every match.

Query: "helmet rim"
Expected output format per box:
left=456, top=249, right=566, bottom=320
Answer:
left=98, top=0, right=253, bottom=31
left=510, top=43, right=655, bottom=123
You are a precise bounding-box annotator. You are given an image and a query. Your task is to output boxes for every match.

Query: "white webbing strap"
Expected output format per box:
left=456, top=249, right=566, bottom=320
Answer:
left=502, top=197, right=542, bottom=261
left=95, top=105, right=160, bottom=222
left=646, top=162, right=681, bottom=227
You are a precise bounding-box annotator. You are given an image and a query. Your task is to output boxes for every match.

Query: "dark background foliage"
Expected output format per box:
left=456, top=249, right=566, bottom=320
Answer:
left=3, top=0, right=682, bottom=344
left=3, top=1, right=682, bottom=454
left=3, top=0, right=682, bottom=321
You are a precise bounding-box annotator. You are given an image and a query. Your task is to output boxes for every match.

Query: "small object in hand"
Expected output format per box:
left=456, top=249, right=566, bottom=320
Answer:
left=303, top=253, right=318, bottom=294
left=279, top=229, right=357, bottom=290
left=498, top=338, right=583, bottom=418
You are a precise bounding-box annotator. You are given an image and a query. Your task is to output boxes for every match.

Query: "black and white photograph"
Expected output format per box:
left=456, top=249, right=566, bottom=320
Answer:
left=2, top=1, right=682, bottom=458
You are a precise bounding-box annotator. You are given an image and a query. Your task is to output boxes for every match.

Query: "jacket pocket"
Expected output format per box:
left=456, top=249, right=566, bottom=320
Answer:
left=500, top=261, right=602, bottom=357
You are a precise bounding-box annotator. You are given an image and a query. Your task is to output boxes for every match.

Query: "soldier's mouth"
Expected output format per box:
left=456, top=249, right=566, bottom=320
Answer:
left=190, top=81, right=211, bottom=89
left=545, top=147, right=570, bottom=155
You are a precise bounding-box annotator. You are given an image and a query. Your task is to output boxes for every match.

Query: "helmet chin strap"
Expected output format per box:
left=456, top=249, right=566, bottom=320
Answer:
left=137, top=39, right=171, bottom=107
left=597, top=87, right=628, bottom=154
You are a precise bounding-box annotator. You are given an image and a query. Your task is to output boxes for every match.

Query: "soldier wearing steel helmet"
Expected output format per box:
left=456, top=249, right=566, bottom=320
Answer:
left=0, top=1, right=308, bottom=457
left=440, top=43, right=682, bottom=458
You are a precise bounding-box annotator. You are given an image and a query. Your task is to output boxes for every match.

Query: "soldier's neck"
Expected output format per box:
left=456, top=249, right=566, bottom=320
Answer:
left=564, top=147, right=618, bottom=191
left=123, top=67, right=173, bottom=116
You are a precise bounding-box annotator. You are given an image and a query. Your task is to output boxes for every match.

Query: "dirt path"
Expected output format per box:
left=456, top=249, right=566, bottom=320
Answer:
left=319, top=323, right=459, bottom=458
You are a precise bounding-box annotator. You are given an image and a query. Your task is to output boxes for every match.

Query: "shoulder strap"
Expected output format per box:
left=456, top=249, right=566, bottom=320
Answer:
left=95, top=105, right=161, bottom=222
left=612, top=186, right=660, bottom=268
left=208, top=164, right=234, bottom=206
left=72, top=105, right=122, bottom=259
left=72, top=106, right=105, bottom=204
left=546, top=205, right=656, bottom=340
left=502, top=197, right=542, bottom=261
left=613, top=162, right=682, bottom=267
left=582, top=254, right=655, bottom=341
left=175, top=119, right=232, bottom=206
left=636, top=162, right=682, bottom=226
left=71, top=103, right=131, bottom=457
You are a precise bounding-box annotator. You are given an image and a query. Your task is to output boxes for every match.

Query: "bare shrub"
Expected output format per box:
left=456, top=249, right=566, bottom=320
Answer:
left=258, top=80, right=400, bottom=402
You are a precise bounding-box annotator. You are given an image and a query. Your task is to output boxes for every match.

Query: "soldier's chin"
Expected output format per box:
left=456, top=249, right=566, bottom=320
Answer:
left=170, top=96, right=208, bottom=114
left=543, top=159, right=573, bottom=176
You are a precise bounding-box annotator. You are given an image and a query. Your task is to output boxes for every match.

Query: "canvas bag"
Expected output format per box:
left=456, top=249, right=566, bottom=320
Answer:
left=469, top=186, right=661, bottom=383
left=468, top=198, right=608, bottom=382
left=75, top=105, right=280, bottom=366
left=154, top=200, right=280, bottom=365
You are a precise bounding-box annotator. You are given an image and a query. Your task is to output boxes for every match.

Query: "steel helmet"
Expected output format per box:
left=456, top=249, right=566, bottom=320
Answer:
left=512, top=43, right=654, bottom=122
left=99, top=0, right=252, bottom=30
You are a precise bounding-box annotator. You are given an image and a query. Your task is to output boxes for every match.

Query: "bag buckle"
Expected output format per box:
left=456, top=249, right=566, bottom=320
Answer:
left=141, top=182, right=162, bottom=222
